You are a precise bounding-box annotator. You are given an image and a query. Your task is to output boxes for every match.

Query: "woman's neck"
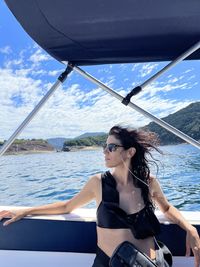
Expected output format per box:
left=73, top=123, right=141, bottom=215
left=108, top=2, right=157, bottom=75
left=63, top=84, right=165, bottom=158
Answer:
left=112, top=165, right=132, bottom=186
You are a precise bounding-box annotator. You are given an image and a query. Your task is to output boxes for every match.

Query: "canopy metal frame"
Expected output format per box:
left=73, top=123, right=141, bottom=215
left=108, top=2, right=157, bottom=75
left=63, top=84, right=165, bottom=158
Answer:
left=0, top=42, right=200, bottom=157
left=0, top=65, right=73, bottom=156
left=71, top=65, right=200, bottom=150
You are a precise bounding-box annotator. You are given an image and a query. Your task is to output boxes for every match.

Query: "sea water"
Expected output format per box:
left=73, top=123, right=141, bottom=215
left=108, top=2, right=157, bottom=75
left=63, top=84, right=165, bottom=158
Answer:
left=0, top=144, right=199, bottom=211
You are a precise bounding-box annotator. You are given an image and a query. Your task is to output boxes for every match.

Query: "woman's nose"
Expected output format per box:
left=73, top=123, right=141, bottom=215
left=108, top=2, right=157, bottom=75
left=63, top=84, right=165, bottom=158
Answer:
left=103, top=148, right=109, bottom=154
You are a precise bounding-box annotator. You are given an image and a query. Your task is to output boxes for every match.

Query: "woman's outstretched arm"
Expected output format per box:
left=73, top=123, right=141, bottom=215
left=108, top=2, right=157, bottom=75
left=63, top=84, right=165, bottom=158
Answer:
left=149, top=176, right=200, bottom=267
left=0, top=174, right=99, bottom=226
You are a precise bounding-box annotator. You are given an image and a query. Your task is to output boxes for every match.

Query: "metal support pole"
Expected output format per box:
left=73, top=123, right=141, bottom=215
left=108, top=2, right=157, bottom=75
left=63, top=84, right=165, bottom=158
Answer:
left=0, top=64, right=73, bottom=156
left=122, top=40, right=200, bottom=104
left=71, top=65, right=200, bottom=150
left=141, top=40, right=200, bottom=89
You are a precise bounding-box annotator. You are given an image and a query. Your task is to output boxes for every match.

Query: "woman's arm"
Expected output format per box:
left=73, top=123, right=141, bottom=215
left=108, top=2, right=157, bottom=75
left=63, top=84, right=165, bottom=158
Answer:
left=0, top=174, right=99, bottom=226
left=149, top=176, right=200, bottom=267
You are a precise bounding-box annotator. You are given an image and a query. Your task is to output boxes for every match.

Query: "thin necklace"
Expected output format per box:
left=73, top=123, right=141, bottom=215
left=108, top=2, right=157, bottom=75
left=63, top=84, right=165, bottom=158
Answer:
left=121, top=158, right=149, bottom=187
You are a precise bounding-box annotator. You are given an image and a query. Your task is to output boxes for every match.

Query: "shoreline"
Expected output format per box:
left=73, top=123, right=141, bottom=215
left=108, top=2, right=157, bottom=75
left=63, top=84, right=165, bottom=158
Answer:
left=4, top=150, right=56, bottom=156
left=63, top=146, right=101, bottom=152
left=2, top=142, right=197, bottom=156
left=3, top=146, right=101, bottom=156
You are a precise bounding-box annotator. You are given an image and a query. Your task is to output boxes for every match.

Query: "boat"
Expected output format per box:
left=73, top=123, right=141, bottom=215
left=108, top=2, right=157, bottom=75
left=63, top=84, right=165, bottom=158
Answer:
left=1, top=1, right=200, bottom=266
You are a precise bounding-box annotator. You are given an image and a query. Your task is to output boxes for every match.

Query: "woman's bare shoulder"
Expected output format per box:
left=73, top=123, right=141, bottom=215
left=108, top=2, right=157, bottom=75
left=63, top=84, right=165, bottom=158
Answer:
left=90, top=173, right=102, bottom=185
left=148, top=175, right=162, bottom=195
left=149, top=175, right=160, bottom=185
left=89, top=173, right=102, bottom=199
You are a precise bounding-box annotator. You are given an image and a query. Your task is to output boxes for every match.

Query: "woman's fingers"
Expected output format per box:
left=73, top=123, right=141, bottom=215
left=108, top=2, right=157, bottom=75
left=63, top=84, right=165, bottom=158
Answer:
left=3, top=217, right=18, bottom=226
left=193, top=244, right=200, bottom=267
left=0, top=210, right=19, bottom=226
left=185, top=243, right=191, bottom=257
left=0, top=210, right=14, bottom=220
left=186, top=227, right=200, bottom=267
left=186, top=234, right=191, bottom=256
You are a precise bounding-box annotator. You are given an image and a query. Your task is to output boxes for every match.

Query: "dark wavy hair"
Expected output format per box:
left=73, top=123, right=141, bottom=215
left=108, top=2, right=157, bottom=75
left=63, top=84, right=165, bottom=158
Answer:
left=109, top=125, right=161, bottom=206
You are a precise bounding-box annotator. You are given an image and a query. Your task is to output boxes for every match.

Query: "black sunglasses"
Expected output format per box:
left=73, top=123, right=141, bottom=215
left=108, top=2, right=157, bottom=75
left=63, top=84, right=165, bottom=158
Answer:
left=103, top=143, right=124, bottom=152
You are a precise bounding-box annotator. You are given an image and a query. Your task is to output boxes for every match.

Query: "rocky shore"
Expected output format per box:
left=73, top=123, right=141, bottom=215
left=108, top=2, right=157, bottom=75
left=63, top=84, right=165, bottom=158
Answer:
left=2, top=140, right=56, bottom=155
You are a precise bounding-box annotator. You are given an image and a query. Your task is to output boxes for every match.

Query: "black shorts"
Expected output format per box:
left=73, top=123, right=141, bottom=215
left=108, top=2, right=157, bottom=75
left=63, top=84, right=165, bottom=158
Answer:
left=92, top=243, right=172, bottom=267
left=92, top=246, right=110, bottom=267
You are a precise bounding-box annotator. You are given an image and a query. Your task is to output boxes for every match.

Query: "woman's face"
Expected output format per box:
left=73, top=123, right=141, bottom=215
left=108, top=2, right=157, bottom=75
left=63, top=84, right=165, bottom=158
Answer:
left=103, top=135, right=127, bottom=168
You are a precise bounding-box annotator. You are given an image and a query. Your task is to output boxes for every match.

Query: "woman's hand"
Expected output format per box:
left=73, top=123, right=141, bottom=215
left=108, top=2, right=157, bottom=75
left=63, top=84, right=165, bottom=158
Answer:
left=0, top=209, right=28, bottom=226
left=186, top=226, right=200, bottom=267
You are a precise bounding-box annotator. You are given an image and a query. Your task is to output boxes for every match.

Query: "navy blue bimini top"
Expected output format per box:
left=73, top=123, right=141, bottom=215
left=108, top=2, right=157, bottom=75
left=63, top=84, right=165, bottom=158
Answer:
left=96, top=171, right=160, bottom=239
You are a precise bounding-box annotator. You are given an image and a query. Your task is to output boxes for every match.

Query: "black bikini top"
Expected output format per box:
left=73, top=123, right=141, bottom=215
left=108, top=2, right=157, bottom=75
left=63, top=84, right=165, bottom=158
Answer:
left=96, top=171, right=160, bottom=239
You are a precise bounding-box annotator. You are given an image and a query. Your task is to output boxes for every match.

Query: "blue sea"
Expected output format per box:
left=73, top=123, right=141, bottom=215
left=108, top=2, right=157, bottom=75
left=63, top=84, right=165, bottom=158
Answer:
left=0, top=144, right=200, bottom=211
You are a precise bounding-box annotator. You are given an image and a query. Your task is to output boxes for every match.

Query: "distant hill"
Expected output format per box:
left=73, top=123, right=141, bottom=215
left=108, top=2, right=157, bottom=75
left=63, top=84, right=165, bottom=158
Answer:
left=143, top=102, right=200, bottom=145
left=47, top=133, right=106, bottom=150
left=63, top=134, right=107, bottom=151
left=76, top=132, right=106, bottom=139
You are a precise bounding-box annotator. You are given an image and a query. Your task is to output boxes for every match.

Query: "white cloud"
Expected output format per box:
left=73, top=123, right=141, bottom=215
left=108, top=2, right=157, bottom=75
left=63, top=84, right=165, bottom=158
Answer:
left=29, top=49, right=51, bottom=65
left=187, top=75, right=195, bottom=81
left=168, top=77, right=179, bottom=83
left=139, top=63, right=159, bottom=77
left=184, top=69, right=193, bottom=74
left=131, top=63, right=140, bottom=72
left=0, top=48, right=199, bottom=140
left=138, top=77, right=197, bottom=98
left=31, top=69, right=47, bottom=76
left=4, top=58, right=24, bottom=68
left=48, top=70, right=63, bottom=77
left=0, top=45, right=12, bottom=54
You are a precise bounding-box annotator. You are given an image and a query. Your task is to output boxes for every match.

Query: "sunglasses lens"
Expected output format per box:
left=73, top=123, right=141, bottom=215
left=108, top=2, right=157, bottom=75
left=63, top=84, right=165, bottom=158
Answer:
left=108, top=144, right=116, bottom=152
left=103, top=144, right=116, bottom=152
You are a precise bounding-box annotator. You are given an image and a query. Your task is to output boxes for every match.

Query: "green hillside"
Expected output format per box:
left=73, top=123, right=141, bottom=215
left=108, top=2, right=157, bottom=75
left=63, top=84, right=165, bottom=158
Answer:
left=63, top=134, right=107, bottom=151
left=144, top=102, right=200, bottom=145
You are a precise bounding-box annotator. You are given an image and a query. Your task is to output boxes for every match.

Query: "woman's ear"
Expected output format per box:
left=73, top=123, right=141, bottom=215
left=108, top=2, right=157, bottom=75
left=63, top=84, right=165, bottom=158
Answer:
left=129, top=147, right=136, bottom=158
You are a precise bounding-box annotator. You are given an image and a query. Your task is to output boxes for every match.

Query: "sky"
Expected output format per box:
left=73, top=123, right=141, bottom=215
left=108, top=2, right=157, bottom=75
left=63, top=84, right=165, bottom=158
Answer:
left=0, top=1, right=200, bottom=141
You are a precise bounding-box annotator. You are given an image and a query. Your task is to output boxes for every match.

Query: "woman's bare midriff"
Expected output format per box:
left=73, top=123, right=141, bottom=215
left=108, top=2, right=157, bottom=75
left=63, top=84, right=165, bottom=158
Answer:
left=97, top=226, right=156, bottom=259
left=95, top=174, right=156, bottom=259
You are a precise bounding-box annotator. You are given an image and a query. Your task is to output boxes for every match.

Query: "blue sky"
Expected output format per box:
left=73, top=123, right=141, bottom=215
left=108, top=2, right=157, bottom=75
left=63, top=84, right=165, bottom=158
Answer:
left=1, top=1, right=200, bottom=140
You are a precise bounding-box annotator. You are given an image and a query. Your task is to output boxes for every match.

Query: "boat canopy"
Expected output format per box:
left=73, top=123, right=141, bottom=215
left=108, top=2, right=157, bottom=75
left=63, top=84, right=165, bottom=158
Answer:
left=5, top=0, right=200, bottom=65
left=1, top=0, right=200, bottom=156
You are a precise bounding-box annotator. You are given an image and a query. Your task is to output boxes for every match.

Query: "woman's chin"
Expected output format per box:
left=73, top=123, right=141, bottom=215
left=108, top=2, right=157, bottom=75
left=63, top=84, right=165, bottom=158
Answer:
left=105, top=161, right=113, bottom=168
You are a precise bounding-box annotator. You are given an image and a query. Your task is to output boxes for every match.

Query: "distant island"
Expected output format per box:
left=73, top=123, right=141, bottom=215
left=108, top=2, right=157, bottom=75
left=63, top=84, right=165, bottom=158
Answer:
left=1, top=101, right=199, bottom=154
left=0, top=139, right=56, bottom=155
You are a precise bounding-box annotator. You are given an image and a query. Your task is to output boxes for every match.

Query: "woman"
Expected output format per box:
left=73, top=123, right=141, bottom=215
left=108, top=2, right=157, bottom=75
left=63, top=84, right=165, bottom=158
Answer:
left=0, top=125, right=200, bottom=267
